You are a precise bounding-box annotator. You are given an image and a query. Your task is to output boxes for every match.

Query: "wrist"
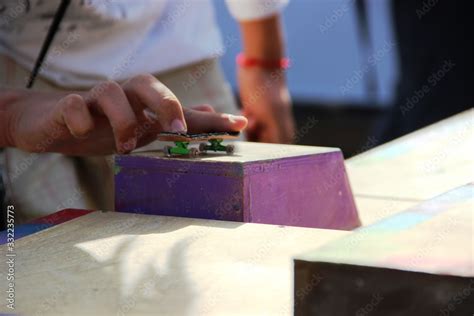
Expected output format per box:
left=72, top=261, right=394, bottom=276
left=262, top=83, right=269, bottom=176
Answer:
left=236, top=52, right=290, bottom=70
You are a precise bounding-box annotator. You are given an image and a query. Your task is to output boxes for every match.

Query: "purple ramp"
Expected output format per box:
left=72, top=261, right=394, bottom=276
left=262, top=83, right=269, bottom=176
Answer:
left=115, top=142, right=360, bottom=230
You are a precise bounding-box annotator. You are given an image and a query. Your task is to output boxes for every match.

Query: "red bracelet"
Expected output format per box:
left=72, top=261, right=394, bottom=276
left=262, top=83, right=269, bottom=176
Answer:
left=236, top=53, right=290, bottom=70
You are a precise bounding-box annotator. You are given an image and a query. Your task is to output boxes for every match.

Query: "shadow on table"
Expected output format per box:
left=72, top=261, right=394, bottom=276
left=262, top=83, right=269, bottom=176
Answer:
left=15, top=212, right=243, bottom=315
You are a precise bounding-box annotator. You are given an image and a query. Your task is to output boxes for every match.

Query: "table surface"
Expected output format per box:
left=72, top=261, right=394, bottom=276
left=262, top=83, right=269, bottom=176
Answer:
left=1, top=109, right=472, bottom=315
left=298, top=183, right=473, bottom=277
left=1, top=211, right=347, bottom=316
left=348, top=109, right=473, bottom=225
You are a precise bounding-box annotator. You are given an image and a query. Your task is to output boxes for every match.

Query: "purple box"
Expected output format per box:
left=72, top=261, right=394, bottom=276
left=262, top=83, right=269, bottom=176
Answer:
left=114, top=142, right=360, bottom=230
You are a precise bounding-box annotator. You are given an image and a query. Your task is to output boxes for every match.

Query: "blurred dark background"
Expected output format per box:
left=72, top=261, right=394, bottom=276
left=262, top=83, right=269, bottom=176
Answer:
left=214, top=0, right=473, bottom=158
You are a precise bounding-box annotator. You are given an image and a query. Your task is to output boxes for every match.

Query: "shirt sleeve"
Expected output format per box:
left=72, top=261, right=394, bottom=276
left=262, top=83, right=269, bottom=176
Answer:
left=225, top=0, right=289, bottom=21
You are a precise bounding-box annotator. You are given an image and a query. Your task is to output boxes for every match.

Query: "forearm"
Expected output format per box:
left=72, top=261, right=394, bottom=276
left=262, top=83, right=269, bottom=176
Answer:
left=239, top=14, right=285, bottom=60
left=237, top=14, right=294, bottom=143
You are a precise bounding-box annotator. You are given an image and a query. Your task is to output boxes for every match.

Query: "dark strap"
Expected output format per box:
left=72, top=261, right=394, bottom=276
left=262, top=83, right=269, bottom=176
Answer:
left=354, top=0, right=378, bottom=102
left=26, top=0, right=71, bottom=89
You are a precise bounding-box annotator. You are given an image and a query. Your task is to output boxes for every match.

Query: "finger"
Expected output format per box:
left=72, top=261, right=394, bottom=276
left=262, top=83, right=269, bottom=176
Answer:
left=191, top=104, right=216, bottom=113
left=54, top=94, right=94, bottom=139
left=87, top=81, right=138, bottom=153
left=184, top=108, right=248, bottom=134
left=122, top=74, right=186, bottom=133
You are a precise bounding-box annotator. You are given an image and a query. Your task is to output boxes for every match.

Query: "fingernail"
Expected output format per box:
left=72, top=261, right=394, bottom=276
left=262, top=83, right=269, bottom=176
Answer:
left=227, top=114, right=247, bottom=125
left=226, top=114, right=239, bottom=123
left=170, top=119, right=187, bottom=133
left=120, top=137, right=137, bottom=153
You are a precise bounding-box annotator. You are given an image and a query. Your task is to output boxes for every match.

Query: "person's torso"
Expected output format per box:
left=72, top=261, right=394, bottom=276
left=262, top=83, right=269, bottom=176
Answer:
left=0, top=0, right=224, bottom=88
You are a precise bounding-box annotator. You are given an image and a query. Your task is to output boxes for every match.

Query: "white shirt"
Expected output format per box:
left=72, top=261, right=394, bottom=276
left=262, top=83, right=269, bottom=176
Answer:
left=0, top=0, right=288, bottom=88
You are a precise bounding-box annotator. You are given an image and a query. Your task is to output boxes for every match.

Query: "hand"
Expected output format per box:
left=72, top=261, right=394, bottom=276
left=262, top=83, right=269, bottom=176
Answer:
left=3, top=74, right=247, bottom=155
left=238, top=66, right=295, bottom=143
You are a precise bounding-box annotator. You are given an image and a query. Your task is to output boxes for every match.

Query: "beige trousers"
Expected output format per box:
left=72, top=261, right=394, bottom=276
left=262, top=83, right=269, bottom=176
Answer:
left=0, top=55, right=238, bottom=222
